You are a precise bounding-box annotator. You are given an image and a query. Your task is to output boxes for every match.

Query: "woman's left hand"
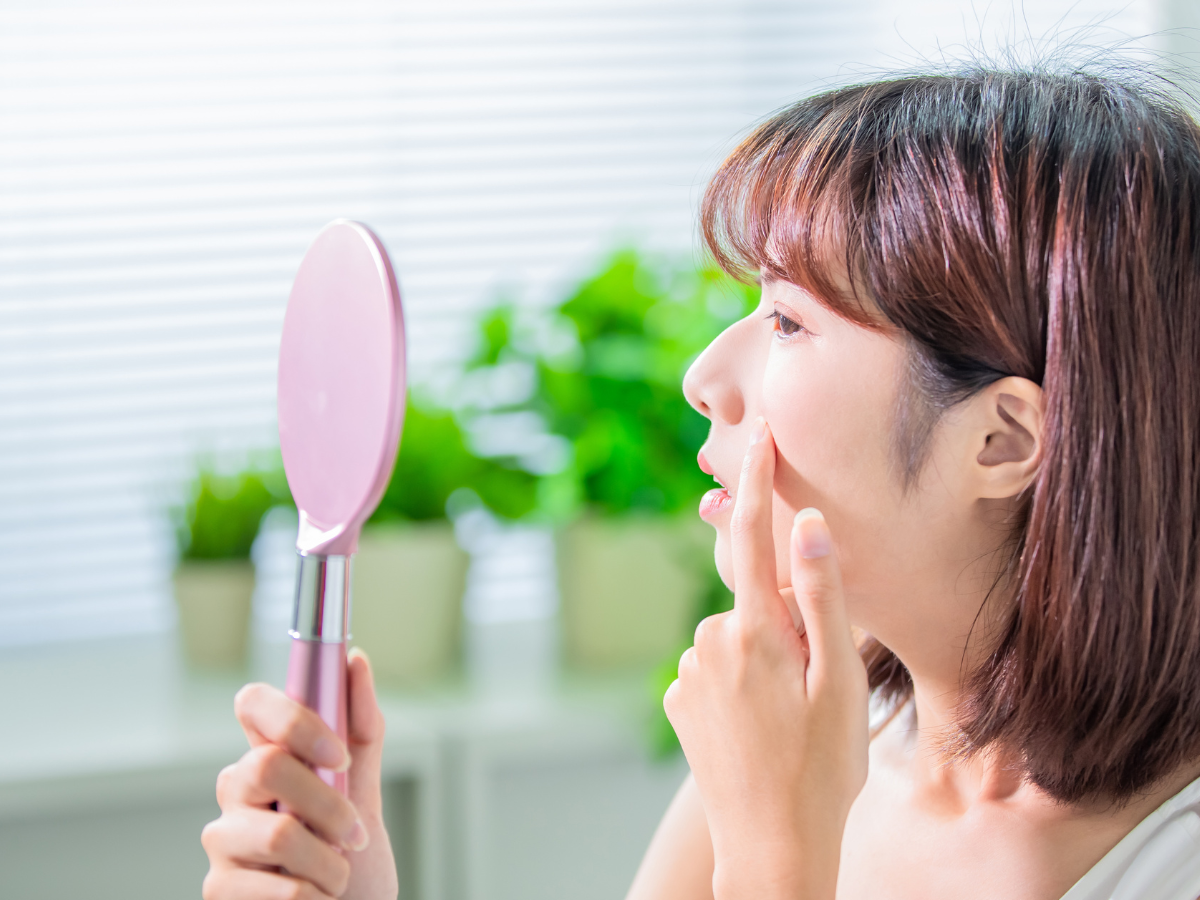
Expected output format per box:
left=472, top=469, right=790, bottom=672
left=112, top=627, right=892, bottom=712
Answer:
left=664, top=418, right=870, bottom=900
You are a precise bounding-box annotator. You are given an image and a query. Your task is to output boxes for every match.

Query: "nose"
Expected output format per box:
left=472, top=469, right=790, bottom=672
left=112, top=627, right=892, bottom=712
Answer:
left=683, top=321, right=747, bottom=426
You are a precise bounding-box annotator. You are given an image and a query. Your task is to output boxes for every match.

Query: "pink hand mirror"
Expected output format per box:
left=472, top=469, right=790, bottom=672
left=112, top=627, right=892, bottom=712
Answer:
left=277, top=220, right=406, bottom=794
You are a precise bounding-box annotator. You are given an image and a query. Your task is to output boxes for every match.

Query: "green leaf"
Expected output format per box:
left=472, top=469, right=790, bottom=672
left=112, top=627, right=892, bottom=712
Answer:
left=372, top=398, right=541, bottom=523
left=177, top=468, right=277, bottom=561
left=529, top=250, right=758, bottom=517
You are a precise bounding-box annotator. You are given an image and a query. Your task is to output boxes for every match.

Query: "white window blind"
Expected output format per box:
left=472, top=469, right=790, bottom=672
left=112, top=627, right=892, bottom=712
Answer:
left=0, top=0, right=1159, bottom=645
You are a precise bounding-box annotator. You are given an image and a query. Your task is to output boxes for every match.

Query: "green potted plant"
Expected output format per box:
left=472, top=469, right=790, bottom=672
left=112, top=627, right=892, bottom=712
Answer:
left=469, top=250, right=757, bottom=673
left=351, top=397, right=540, bottom=686
left=172, top=465, right=281, bottom=669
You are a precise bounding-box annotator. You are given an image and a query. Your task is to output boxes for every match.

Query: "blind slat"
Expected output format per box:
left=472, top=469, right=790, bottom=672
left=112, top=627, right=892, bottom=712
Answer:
left=0, top=0, right=1157, bottom=644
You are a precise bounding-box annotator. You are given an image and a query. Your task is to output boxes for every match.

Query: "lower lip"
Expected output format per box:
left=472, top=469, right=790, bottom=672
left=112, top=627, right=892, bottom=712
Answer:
left=699, top=488, right=732, bottom=521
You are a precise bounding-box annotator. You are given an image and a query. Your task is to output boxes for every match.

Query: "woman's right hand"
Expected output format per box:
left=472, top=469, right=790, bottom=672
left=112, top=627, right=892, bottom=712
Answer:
left=201, top=648, right=398, bottom=900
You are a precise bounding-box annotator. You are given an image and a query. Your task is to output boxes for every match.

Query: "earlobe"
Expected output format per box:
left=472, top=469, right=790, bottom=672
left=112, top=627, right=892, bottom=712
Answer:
left=974, top=377, right=1044, bottom=499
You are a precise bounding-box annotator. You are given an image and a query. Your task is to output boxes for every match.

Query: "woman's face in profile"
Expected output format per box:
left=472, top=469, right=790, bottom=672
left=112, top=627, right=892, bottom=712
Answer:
left=684, top=278, right=972, bottom=636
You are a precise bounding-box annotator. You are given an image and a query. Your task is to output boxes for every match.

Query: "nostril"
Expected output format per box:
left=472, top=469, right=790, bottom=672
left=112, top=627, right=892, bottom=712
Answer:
left=718, top=385, right=746, bottom=427
left=683, top=325, right=745, bottom=425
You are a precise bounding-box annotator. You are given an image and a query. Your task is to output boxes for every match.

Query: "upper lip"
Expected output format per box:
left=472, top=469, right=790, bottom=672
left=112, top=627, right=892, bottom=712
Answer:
left=697, top=450, right=728, bottom=489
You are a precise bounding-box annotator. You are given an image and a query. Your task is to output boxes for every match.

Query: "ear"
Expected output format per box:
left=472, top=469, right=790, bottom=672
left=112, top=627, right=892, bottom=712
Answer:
left=971, top=376, right=1044, bottom=499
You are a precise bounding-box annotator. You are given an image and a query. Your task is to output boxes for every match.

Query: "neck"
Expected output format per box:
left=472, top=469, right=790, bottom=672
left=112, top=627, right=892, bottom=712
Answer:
left=898, top=669, right=1200, bottom=815
left=878, top=516, right=1025, bottom=802
left=895, top=671, right=1026, bottom=805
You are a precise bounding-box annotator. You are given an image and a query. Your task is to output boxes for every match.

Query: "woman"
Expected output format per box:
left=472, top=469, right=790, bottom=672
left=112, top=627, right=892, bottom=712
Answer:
left=202, top=66, right=1200, bottom=900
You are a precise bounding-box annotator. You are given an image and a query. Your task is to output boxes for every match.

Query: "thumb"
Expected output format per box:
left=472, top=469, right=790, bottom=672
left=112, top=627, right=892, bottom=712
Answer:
left=346, top=647, right=385, bottom=816
left=789, top=508, right=856, bottom=681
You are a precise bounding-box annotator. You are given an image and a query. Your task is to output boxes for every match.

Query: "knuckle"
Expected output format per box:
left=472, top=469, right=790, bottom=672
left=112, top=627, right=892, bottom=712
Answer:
left=280, top=705, right=313, bottom=748
left=265, top=813, right=300, bottom=857
left=279, top=879, right=317, bottom=900
left=798, top=579, right=837, bottom=610
left=694, top=610, right=731, bottom=648
left=233, top=682, right=268, bottom=721
left=724, top=617, right=761, bottom=677
left=214, top=763, right=238, bottom=805
left=662, top=679, right=681, bottom=719
left=676, top=646, right=697, bottom=677
left=201, top=869, right=224, bottom=900
left=248, top=744, right=288, bottom=786
left=733, top=610, right=764, bottom=647
left=200, top=818, right=224, bottom=855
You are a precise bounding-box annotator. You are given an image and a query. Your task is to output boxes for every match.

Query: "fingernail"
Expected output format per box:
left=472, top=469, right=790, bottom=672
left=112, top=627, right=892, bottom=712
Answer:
left=313, top=737, right=349, bottom=772
left=749, top=417, right=767, bottom=445
left=795, top=508, right=831, bottom=558
left=342, top=817, right=370, bottom=852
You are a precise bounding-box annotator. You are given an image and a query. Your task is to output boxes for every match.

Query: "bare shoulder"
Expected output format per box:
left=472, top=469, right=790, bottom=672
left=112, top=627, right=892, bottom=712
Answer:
left=625, top=774, right=715, bottom=900
left=838, top=702, right=1185, bottom=900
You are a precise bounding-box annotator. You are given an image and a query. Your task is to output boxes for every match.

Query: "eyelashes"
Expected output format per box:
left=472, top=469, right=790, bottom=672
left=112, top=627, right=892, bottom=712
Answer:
left=765, top=308, right=807, bottom=339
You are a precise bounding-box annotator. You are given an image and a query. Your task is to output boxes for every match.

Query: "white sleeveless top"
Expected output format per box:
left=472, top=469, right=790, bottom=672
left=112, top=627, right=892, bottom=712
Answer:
left=1061, top=774, right=1200, bottom=900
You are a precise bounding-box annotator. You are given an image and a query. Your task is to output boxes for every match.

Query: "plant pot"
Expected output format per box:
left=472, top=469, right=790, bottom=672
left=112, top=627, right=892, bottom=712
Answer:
left=558, top=515, right=709, bottom=671
left=351, top=521, right=469, bottom=686
left=173, top=559, right=255, bottom=669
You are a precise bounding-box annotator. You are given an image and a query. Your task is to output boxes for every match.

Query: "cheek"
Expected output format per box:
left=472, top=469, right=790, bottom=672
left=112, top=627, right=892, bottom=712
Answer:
left=761, top=357, right=882, bottom=503
left=759, top=338, right=902, bottom=588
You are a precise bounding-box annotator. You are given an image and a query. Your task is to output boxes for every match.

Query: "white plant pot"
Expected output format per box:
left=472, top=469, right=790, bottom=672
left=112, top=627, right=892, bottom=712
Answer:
left=351, top=521, right=469, bottom=685
left=173, top=559, right=255, bottom=669
left=558, top=515, right=710, bottom=671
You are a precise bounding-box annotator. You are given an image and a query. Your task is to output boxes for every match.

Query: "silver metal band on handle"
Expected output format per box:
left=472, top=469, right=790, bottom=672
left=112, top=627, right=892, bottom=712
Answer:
left=289, top=552, right=352, bottom=643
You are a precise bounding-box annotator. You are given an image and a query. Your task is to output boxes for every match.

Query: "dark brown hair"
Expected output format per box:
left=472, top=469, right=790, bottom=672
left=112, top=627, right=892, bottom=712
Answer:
left=702, top=68, right=1200, bottom=803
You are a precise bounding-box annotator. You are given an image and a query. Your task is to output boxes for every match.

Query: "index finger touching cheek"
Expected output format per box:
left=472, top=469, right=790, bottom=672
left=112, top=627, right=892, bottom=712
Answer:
left=233, top=683, right=349, bottom=772
left=729, top=417, right=781, bottom=615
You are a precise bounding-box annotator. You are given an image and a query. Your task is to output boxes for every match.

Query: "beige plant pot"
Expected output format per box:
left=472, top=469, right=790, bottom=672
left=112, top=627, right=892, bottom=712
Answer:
left=173, top=559, right=255, bottom=669
left=558, top=515, right=710, bottom=671
left=351, top=521, right=469, bottom=686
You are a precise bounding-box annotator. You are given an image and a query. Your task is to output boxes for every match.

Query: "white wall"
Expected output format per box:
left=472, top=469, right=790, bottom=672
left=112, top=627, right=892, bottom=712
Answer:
left=0, top=0, right=1171, bottom=648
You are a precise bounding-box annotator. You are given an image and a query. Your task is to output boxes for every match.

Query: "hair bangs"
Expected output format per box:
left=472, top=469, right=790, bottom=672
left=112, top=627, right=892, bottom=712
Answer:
left=699, top=91, right=881, bottom=329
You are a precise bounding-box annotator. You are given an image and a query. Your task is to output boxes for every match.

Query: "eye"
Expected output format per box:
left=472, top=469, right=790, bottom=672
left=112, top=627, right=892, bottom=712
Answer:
left=766, top=309, right=806, bottom=339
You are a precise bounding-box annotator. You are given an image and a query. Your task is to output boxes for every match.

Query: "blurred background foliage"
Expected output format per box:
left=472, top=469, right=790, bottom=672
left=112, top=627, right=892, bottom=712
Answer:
left=174, top=464, right=290, bottom=561
left=461, top=249, right=759, bottom=755
left=466, top=249, right=760, bottom=522
left=370, top=400, right=540, bottom=524
left=361, top=247, right=761, bottom=529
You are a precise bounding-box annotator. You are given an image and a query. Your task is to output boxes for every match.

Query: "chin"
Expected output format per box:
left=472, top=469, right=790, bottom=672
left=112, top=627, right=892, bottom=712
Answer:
left=712, top=527, right=734, bottom=590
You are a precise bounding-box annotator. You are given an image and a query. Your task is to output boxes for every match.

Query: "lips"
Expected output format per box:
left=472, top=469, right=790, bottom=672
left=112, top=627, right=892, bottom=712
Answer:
left=699, top=486, right=733, bottom=520
left=697, top=449, right=733, bottom=521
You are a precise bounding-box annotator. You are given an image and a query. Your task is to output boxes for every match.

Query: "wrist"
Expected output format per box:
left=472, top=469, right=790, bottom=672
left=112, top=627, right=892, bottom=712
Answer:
left=710, top=828, right=842, bottom=900
left=713, top=864, right=836, bottom=900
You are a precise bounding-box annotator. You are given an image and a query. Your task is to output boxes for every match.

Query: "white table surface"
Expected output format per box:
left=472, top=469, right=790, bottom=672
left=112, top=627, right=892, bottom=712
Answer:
left=0, top=627, right=682, bottom=900
left=0, top=625, right=663, bottom=802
